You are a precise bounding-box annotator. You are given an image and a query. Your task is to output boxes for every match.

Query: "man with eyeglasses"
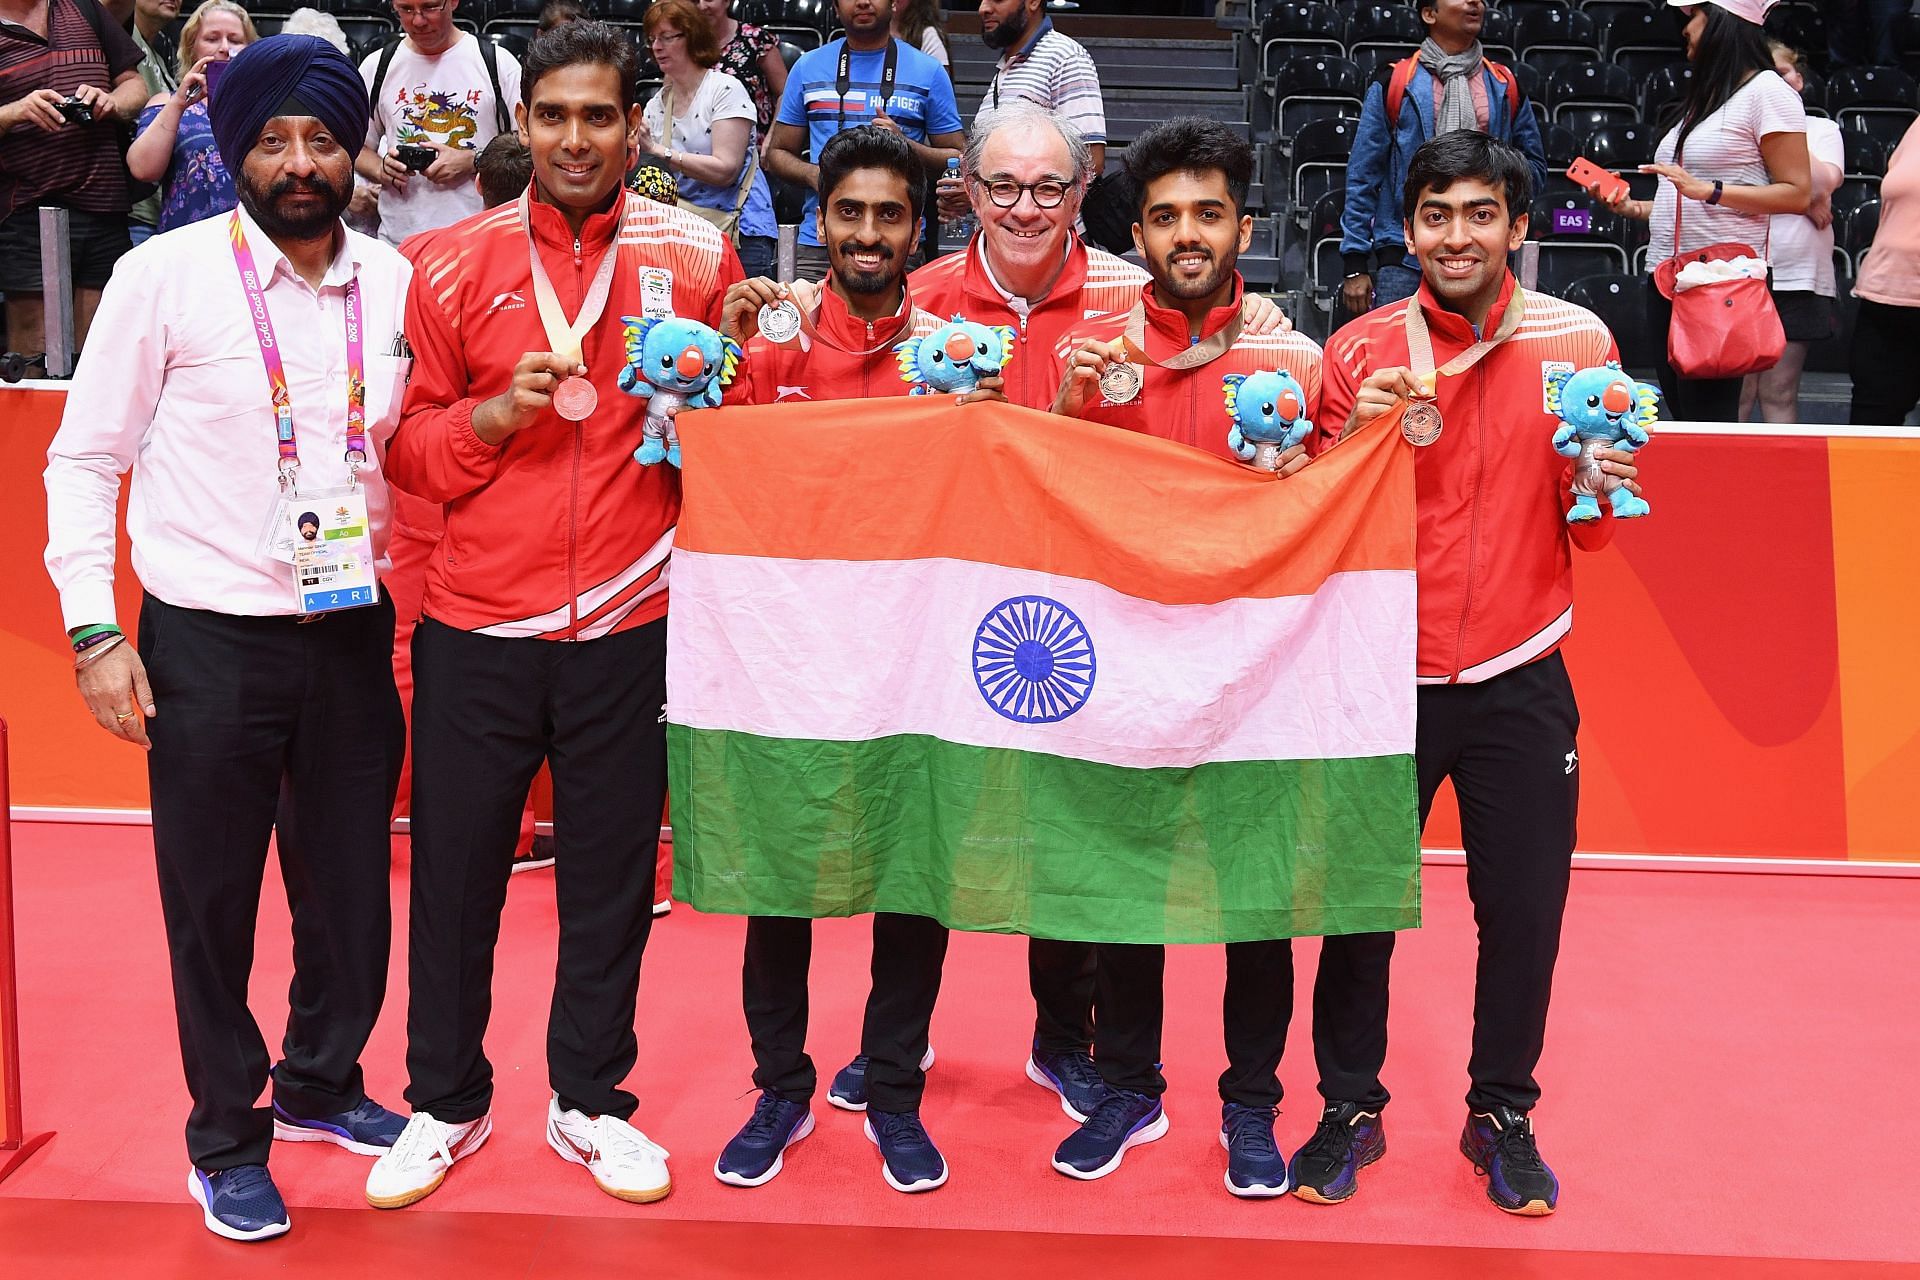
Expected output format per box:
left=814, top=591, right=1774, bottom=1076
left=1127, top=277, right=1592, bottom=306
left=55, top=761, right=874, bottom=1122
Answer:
left=354, top=0, right=521, bottom=245
left=766, top=0, right=963, bottom=282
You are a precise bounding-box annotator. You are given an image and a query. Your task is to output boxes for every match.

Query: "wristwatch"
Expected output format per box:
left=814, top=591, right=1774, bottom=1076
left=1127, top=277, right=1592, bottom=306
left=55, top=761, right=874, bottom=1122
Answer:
left=1705, top=179, right=1724, bottom=206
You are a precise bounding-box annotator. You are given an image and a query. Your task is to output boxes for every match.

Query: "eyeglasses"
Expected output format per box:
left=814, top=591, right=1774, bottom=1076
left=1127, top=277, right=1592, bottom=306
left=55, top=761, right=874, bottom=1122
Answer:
left=648, top=30, right=686, bottom=47
left=392, top=0, right=447, bottom=17
left=977, top=177, right=1072, bottom=209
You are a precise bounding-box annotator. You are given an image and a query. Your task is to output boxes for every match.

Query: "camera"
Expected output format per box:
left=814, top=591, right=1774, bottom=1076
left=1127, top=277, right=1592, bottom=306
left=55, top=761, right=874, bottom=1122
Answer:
left=396, top=143, right=436, bottom=172
left=56, top=96, right=93, bottom=126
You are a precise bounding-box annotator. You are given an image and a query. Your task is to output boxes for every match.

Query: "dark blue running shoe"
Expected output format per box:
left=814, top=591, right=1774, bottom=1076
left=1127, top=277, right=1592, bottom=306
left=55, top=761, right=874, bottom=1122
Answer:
left=1051, top=1089, right=1167, bottom=1180
left=1288, top=1101, right=1386, bottom=1204
left=1461, top=1106, right=1559, bottom=1216
left=714, top=1091, right=814, bottom=1187
left=1220, top=1102, right=1289, bottom=1198
left=272, top=1096, right=407, bottom=1156
left=827, top=1044, right=937, bottom=1113
left=186, top=1164, right=290, bottom=1242
left=863, top=1109, right=949, bottom=1193
left=1025, top=1041, right=1108, bottom=1123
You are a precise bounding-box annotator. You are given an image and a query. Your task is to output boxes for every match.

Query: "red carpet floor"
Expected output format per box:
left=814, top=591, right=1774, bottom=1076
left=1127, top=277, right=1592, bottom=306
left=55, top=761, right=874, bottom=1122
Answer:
left=3, top=822, right=1918, bottom=1272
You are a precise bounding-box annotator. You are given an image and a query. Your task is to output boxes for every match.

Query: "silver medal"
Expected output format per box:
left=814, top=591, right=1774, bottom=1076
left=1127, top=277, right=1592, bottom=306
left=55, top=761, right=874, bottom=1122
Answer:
left=1099, top=358, right=1143, bottom=405
left=757, top=300, right=803, bottom=343
left=1401, top=398, right=1443, bottom=447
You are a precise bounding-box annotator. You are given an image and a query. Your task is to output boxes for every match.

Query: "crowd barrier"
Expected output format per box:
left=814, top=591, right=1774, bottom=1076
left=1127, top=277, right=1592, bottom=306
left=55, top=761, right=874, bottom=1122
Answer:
left=3, top=385, right=1916, bottom=866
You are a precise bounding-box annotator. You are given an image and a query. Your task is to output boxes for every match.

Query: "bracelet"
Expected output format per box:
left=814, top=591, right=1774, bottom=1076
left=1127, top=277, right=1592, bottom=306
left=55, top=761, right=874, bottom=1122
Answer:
left=1705, top=179, right=1724, bottom=206
left=74, top=633, right=125, bottom=670
left=69, top=622, right=122, bottom=651
left=72, top=629, right=122, bottom=656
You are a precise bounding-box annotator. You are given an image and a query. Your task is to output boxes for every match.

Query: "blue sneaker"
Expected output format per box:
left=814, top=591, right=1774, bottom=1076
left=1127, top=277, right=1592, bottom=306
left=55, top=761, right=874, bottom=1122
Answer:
left=1288, top=1101, right=1386, bottom=1204
left=714, top=1092, right=814, bottom=1187
left=827, top=1044, right=937, bottom=1112
left=1220, top=1102, right=1290, bottom=1198
left=272, top=1096, right=407, bottom=1156
left=185, top=1164, right=290, bottom=1242
left=1461, top=1106, right=1559, bottom=1216
left=1051, top=1089, right=1168, bottom=1180
left=863, top=1109, right=949, bottom=1193
left=1025, top=1042, right=1108, bottom=1123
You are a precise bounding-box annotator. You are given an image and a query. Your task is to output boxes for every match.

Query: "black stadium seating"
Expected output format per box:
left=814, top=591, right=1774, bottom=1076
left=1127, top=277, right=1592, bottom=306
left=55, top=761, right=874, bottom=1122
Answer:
left=1271, top=54, right=1363, bottom=135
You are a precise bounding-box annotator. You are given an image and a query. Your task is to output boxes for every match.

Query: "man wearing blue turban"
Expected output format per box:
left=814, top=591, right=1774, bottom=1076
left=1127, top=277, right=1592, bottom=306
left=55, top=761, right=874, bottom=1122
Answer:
left=44, top=33, right=417, bottom=1244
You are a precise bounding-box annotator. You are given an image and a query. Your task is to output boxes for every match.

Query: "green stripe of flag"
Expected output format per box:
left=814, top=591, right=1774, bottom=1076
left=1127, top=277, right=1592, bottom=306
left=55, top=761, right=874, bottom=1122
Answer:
left=669, top=727, right=1421, bottom=945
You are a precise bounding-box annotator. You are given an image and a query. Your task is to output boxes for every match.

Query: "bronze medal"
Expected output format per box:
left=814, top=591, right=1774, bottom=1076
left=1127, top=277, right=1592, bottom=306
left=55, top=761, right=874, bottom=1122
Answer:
left=553, top=375, right=598, bottom=422
left=1099, top=358, right=1143, bottom=405
left=1401, top=398, right=1442, bottom=446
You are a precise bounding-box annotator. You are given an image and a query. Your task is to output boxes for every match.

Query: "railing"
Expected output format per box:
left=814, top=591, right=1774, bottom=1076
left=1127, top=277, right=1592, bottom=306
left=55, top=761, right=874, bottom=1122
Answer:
left=0, top=719, right=55, bottom=1182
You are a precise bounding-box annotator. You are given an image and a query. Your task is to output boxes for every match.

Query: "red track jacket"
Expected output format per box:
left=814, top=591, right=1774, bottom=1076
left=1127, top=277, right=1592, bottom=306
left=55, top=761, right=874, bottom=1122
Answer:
left=732, top=284, right=941, bottom=406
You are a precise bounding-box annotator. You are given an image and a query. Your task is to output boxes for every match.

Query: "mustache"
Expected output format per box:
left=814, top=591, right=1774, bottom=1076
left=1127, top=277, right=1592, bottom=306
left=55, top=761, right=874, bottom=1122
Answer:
left=837, top=242, right=896, bottom=260
left=269, top=174, right=341, bottom=201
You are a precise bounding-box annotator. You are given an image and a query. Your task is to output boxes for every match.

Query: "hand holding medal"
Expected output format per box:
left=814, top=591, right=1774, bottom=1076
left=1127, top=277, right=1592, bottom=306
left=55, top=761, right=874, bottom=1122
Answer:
left=1051, top=337, right=1133, bottom=418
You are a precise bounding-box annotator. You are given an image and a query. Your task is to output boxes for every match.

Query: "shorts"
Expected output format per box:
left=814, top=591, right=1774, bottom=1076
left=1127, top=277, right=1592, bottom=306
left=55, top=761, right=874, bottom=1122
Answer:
left=0, top=204, right=133, bottom=293
left=1771, top=288, right=1836, bottom=344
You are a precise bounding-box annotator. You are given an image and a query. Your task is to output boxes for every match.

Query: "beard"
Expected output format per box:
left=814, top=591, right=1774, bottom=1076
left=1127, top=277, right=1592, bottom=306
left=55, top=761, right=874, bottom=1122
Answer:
left=832, top=239, right=901, bottom=296
left=237, top=168, right=350, bottom=241
left=1153, top=245, right=1236, bottom=303
left=982, top=7, right=1029, bottom=50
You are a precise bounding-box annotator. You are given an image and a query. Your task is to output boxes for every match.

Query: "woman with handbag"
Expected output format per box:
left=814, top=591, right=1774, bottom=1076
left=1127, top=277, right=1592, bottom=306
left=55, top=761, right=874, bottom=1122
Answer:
left=1604, top=0, right=1810, bottom=421
left=639, top=0, right=777, bottom=278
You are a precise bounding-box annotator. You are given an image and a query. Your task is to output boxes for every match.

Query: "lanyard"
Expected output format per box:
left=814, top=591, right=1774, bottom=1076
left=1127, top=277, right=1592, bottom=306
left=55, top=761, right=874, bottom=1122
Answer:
left=229, top=212, right=365, bottom=488
left=1120, top=295, right=1246, bottom=371
left=519, top=190, right=622, bottom=365
left=836, top=38, right=898, bottom=131
left=1404, top=284, right=1526, bottom=388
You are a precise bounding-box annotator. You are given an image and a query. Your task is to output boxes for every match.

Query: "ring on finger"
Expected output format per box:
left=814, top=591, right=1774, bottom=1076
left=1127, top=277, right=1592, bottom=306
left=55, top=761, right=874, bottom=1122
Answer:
left=114, top=709, right=135, bottom=723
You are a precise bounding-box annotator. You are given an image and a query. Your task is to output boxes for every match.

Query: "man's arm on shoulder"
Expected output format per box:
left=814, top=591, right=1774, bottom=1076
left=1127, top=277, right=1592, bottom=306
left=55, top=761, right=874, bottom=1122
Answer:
left=384, top=266, right=507, bottom=502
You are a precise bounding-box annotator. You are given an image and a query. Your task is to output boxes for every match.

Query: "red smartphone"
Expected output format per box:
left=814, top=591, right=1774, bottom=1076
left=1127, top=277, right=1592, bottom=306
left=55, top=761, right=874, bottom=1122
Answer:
left=1567, top=157, right=1629, bottom=205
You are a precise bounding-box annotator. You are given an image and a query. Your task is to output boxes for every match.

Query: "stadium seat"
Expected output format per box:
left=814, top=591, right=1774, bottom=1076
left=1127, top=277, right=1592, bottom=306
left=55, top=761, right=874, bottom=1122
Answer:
left=484, top=30, right=528, bottom=61
left=1828, top=68, right=1920, bottom=148
left=337, top=14, right=396, bottom=51
left=1542, top=123, right=1581, bottom=171
left=1640, top=63, right=1693, bottom=126
left=1839, top=197, right=1881, bottom=269
left=601, top=0, right=647, bottom=28
left=1271, top=54, right=1364, bottom=136
left=1581, top=0, right=1660, bottom=33
left=732, top=0, right=772, bottom=24
left=1259, top=1, right=1347, bottom=80
left=1843, top=129, right=1888, bottom=180
left=1511, top=60, right=1546, bottom=106
left=1345, top=3, right=1422, bottom=65
left=1290, top=115, right=1357, bottom=208
left=1350, top=46, right=1406, bottom=82
left=1560, top=273, right=1657, bottom=369
left=1305, top=189, right=1345, bottom=295
left=1519, top=48, right=1596, bottom=79
left=483, top=0, right=539, bottom=30
left=251, top=12, right=285, bottom=34
left=778, top=40, right=803, bottom=71
left=1605, top=9, right=1681, bottom=59
left=1481, top=6, right=1517, bottom=63
left=1833, top=178, right=1881, bottom=225
left=1546, top=63, right=1636, bottom=129
left=1765, top=3, right=1826, bottom=68
left=1513, top=8, right=1599, bottom=60
left=1583, top=121, right=1655, bottom=170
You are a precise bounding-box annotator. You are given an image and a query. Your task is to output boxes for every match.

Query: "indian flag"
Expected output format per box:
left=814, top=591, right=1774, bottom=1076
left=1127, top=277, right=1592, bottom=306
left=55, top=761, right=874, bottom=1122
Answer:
left=666, top=400, right=1420, bottom=944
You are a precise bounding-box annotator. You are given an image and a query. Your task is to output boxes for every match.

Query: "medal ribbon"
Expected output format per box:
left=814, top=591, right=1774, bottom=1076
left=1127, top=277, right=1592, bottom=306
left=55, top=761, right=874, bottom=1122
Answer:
left=1120, top=297, right=1247, bottom=370
left=520, top=190, right=622, bottom=366
left=781, top=287, right=909, bottom=357
left=1403, top=285, right=1527, bottom=391
left=229, top=212, right=366, bottom=486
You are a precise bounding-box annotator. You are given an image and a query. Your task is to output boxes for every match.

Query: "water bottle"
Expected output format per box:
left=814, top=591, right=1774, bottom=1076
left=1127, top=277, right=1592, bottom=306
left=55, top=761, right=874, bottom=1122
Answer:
left=939, top=156, right=974, bottom=251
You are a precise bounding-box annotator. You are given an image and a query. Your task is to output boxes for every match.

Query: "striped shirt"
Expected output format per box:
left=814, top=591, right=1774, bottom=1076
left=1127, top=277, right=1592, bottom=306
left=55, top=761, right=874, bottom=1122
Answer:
left=0, top=0, right=143, bottom=218
left=986, top=19, right=1105, bottom=144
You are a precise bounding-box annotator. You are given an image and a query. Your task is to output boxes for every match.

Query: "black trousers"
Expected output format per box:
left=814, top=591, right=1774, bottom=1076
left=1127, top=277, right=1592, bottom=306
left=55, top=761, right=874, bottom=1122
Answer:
left=1646, top=282, right=1745, bottom=422
left=1313, top=653, right=1580, bottom=1115
left=1029, top=937, right=1098, bottom=1055
left=139, top=593, right=403, bottom=1170
left=743, top=912, right=948, bottom=1113
left=1090, top=939, right=1296, bottom=1107
left=1849, top=299, right=1920, bottom=425
left=404, top=615, right=666, bottom=1123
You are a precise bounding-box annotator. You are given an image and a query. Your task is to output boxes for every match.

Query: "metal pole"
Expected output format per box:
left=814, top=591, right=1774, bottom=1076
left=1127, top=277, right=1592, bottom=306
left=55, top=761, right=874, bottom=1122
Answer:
left=776, top=225, right=797, bottom=283
left=0, top=718, right=55, bottom=1182
left=38, top=207, right=75, bottom=378
left=1518, top=240, right=1541, bottom=294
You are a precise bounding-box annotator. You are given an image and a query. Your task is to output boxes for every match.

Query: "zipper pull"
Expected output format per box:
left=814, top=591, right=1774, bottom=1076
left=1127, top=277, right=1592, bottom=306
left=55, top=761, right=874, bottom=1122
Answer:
left=573, top=235, right=583, bottom=267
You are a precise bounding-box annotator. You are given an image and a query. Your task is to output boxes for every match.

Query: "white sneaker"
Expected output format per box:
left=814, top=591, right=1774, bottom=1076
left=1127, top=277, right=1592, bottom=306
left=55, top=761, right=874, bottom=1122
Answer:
left=652, top=899, right=672, bottom=917
left=364, top=1112, right=491, bottom=1209
left=546, top=1097, right=672, bottom=1203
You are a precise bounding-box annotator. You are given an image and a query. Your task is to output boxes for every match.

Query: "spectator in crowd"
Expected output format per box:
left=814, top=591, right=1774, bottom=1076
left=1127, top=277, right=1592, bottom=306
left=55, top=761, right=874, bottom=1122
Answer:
left=0, top=0, right=151, bottom=355
left=129, top=0, right=256, bottom=234
left=537, top=0, right=583, bottom=33
left=1339, top=0, right=1547, bottom=319
left=895, top=0, right=947, bottom=67
left=1741, top=40, right=1842, bottom=424
left=693, top=0, right=786, bottom=137
left=638, top=0, right=778, bottom=278
left=768, top=0, right=963, bottom=280
left=1827, top=0, right=1906, bottom=69
left=1606, top=0, right=1809, bottom=422
left=127, top=0, right=181, bottom=243
left=281, top=7, right=381, bottom=234
left=974, top=0, right=1103, bottom=171
left=354, top=0, right=522, bottom=246
left=1850, top=114, right=1920, bottom=425
left=474, top=129, right=531, bottom=208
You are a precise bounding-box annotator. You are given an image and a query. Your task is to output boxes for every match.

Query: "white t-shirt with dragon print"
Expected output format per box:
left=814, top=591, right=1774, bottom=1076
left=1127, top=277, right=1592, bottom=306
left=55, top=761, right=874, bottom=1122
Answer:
left=360, top=32, right=523, bottom=245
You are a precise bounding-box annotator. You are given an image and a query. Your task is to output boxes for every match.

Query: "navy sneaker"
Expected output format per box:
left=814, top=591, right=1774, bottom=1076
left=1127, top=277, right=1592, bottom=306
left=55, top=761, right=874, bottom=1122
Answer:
left=827, top=1044, right=938, bottom=1112
left=1461, top=1106, right=1559, bottom=1216
left=185, top=1164, right=290, bottom=1242
left=714, top=1091, right=814, bottom=1187
left=863, top=1109, right=949, bottom=1193
left=1289, top=1101, right=1386, bottom=1204
left=1025, top=1041, right=1108, bottom=1123
left=1220, top=1102, right=1289, bottom=1198
left=271, top=1096, right=408, bottom=1156
left=1051, top=1089, right=1168, bottom=1180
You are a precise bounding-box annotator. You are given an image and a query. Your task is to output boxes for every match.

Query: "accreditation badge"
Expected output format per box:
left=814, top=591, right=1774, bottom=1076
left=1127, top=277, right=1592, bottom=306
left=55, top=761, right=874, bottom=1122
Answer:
left=286, top=488, right=379, bottom=614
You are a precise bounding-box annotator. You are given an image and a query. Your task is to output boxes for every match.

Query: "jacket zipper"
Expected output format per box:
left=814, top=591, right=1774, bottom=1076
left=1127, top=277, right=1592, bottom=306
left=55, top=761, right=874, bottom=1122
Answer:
left=565, top=232, right=584, bottom=639
left=1451, top=362, right=1487, bottom=682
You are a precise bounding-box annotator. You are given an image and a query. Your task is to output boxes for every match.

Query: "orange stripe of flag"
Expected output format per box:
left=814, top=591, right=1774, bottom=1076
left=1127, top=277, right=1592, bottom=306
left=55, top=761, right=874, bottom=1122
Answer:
left=677, top=400, right=1414, bottom=607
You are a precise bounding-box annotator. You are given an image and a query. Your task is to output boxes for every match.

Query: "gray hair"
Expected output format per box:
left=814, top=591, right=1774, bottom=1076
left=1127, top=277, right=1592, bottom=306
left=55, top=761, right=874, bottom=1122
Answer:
left=281, top=6, right=350, bottom=54
left=963, top=102, right=1093, bottom=186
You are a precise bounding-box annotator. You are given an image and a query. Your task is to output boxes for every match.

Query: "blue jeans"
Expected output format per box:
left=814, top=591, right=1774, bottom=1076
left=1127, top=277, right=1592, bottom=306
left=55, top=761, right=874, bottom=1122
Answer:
left=737, top=235, right=776, bottom=280
left=1373, top=262, right=1421, bottom=308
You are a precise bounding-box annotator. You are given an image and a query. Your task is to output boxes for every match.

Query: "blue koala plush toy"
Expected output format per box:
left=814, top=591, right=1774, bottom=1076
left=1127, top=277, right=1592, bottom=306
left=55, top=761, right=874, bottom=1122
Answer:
left=1223, top=369, right=1314, bottom=467
left=895, top=316, right=1015, bottom=395
left=1546, top=361, right=1657, bottom=523
left=617, top=315, right=741, bottom=469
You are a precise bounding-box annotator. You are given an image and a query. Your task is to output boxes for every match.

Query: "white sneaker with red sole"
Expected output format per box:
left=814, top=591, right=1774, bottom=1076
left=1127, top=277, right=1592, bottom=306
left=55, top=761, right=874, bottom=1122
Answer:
left=546, top=1097, right=672, bottom=1203
left=363, top=1112, right=491, bottom=1209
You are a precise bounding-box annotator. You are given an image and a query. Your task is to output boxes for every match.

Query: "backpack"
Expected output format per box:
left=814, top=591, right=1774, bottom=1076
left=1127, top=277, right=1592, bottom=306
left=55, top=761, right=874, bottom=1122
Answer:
left=368, top=33, right=511, bottom=137
left=1382, top=56, right=1522, bottom=133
